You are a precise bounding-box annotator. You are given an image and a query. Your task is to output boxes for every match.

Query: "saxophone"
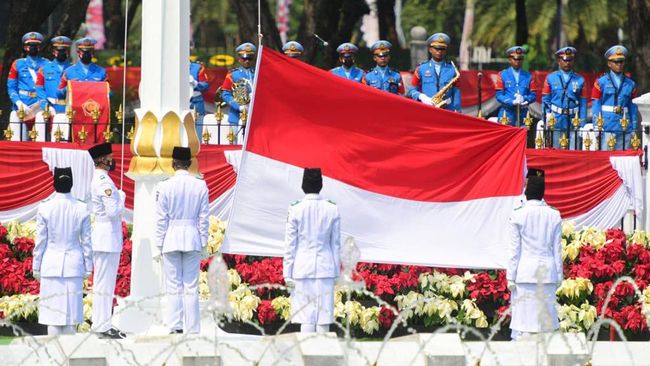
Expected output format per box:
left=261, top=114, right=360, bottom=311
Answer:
left=430, top=61, right=460, bottom=108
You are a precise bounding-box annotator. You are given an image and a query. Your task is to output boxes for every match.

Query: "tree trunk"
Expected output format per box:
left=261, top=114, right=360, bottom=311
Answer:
left=104, top=0, right=123, bottom=49
left=515, top=0, right=528, bottom=45
left=627, top=0, right=650, bottom=93
left=50, top=0, right=91, bottom=41
left=229, top=0, right=282, bottom=51
left=377, top=0, right=398, bottom=45
left=0, top=0, right=61, bottom=123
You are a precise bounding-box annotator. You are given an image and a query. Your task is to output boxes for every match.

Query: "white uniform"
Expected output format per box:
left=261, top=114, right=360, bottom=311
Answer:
left=155, top=169, right=209, bottom=334
left=507, top=199, right=562, bottom=339
left=33, top=193, right=92, bottom=333
left=283, top=194, right=341, bottom=326
left=89, top=168, right=125, bottom=332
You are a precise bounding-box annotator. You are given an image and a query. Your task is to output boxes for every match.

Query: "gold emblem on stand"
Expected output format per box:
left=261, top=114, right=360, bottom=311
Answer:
left=103, top=129, right=114, bottom=143
left=226, top=128, right=236, bottom=145
left=596, top=113, right=604, bottom=131
left=499, top=111, right=510, bottom=125
left=215, top=87, right=225, bottom=125
left=571, top=113, right=581, bottom=131
left=42, top=106, right=51, bottom=123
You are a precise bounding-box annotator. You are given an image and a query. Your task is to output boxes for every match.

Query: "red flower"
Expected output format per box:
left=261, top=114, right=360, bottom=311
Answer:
left=0, top=225, right=8, bottom=243
left=257, top=299, right=277, bottom=325
left=13, top=237, right=35, bottom=255
left=378, top=306, right=397, bottom=328
left=0, top=243, right=12, bottom=260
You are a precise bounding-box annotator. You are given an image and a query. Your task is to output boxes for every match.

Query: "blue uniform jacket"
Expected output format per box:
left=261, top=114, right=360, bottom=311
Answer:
left=363, top=66, right=404, bottom=95
left=221, top=67, right=255, bottom=124
left=36, top=59, right=71, bottom=113
left=408, top=60, right=461, bottom=112
left=591, top=72, right=638, bottom=133
left=329, top=66, right=365, bottom=82
left=542, top=70, right=588, bottom=130
left=495, top=67, right=536, bottom=126
left=57, top=62, right=108, bottom=98
left=189, top=61, right=209, bottom=115
left=7, top=56, right=48, bottom=110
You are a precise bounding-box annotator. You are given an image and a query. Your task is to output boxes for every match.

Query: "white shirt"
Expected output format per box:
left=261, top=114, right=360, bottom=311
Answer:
left=33, top=193, right=92, bottom=277
left=283, top=194, right=341, bottom=280
left=155, top=170, right=210, bottom=253
left=90, top=168, right=124, bottom=252
left=507, top=199, right=563, bottom=284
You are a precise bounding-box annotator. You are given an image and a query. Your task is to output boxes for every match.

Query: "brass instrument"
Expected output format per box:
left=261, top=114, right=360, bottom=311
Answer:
left=232, top=79, right=251, bottom=123
left=430, top=61, right=460, bottom=108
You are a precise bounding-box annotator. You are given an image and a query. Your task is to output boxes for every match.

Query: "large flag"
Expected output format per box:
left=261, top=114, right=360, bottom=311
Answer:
left=222, top=48, right=527, bottom=269
left=67, top=81, right=111, bottom=144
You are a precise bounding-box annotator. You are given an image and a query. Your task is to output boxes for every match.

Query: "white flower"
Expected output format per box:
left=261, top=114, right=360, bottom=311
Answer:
left=271, top=296, right=291, bottom=320
left=199, top=271, right=210, bottom=301
left=227, top=268, right=241, bottom=289
left=561, top=221, right=576, bottom=238
left=360, top=306, right=380, bottom=334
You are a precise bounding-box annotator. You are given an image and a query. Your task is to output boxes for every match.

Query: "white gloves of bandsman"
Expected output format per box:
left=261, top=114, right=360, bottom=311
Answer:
left=189, top=75, right=198, bottom=89
left=513, top=94, right=528, bottom=106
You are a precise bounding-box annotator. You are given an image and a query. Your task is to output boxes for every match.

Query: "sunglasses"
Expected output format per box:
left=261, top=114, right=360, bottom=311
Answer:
left=610, top=60, right=624, bottom=64
left=510, top=56, right=524, bottom=60
left=376, top=54, right=389, bottom=58
left=431, top=47, right=447, bottom=51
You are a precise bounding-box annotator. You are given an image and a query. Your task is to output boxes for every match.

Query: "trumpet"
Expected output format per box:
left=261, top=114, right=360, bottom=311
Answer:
left=431, top=61, right=460, bottom=108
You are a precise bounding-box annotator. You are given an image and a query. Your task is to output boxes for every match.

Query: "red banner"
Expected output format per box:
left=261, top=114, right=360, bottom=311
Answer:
left=68, top=80, right=111, bottom=144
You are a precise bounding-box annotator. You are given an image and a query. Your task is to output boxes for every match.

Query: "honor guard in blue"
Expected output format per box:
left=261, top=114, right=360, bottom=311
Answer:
left=362, top=40, right=405, bottom=95
left=408, top=33, right=461, bottom=112
left=591, top=45, right=638, bottom=150
left=283, top=41, right=304, bottom=59
left=494, top=46, right=537, bottom=127
left=7, top=32, right=48, bottom=127
left=87, top=143, right=127, bottom=339
left=330, top=43, right=365, bottom=82
left=155, top=147, right=209, bottom=334
left=36, top=36, right=72, bottom=114
left=541, top=47, right=588, bottom=147
left=33, top=167, right=92, bottom=336
left=189, top=58, right=209, bottom=137
left=221, top=42, right=256, bottom=125
left=58, top=37, right=108, bottom=98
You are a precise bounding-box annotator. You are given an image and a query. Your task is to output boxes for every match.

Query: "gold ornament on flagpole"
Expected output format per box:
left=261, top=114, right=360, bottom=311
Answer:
left=559, top=133, right=569, bottom=149
left=28, top=125, right=38, bottom=141
left=215, top=87, right=225, bottom=125
left=126, top=125, right=135, bottom=140
left=607, top=134, right=616, bottom=150
left=3, top=127, right=14, bottom=140
left=232, top=79, right=250, bottom=124
left=103, top=129, right=114, bottom=143
left=523, top=111, right=533, bottom=130
left=535, top=131, right=544, bottom=149
left=572, top=113, right=581, bottom=131
left=631, top=133, right=641, bottom=150
left=42, top=106, right=51, bottom=122
left=91, top=108, right=100, bottom=124
left=78, top=125, right=88, bottom=143
left=226, top=128, right=236, bottom=145
left=546, top=113, right=556, bottom=131
left=17, top=104, right=26, bottom=122
left=115, top=104, right=123, bottom=124
left=202, top=130, right=211, bottom=144
left=596, top=112, right=604, bottom=131
left=53, top=125, right=64, bottom=142
left=499, top=111, right=510, bottom=125
left=583, top=133, right=592, bottom=150
left=619, top=109, right=629, bottom=131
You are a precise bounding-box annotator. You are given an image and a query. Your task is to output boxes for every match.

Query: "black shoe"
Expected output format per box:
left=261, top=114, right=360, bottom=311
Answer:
left=170, top=329, right=183, bottom=335
left=99, top=328, right=127, bottom=339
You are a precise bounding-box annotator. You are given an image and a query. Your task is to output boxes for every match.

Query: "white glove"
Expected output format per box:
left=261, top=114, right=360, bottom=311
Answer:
left=190, top=79, right=198, bottom=88
left=417, top=93, right=431, bottom=104
left=15, top=100, right=26, bottom=111
left=507, top=280, right=516, bottom=291
left=512, top=94, right=523, bottom=106
left=285, top=278, right=295, bottom=289
left=33, top=271, right=41, bottom=280
left=520, top=100, right=529, bottom=107
left=152, top=251, right=162, bottom=263
left=201, top=246, right=209, bottom=260
left=239, top=105, right=248, bottom=113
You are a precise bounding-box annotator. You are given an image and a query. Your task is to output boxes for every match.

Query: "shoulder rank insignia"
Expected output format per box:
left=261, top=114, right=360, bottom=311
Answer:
left=105, top=188, right=113, bottom=197
left=99, top=175, right=106, bottom=180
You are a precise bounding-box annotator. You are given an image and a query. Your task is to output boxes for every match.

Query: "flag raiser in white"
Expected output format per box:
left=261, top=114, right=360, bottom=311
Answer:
left=221, top=152, right=520, bottom=269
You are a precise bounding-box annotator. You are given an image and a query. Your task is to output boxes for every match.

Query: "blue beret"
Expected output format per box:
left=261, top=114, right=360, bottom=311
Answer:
left=75, top=37, right=97, bottom=50
left=370, top=40, right=392, bottom=55
left=22, top=32, right=44, bottom=45
left=51, top=36, right=72, bottom=48
left=282, top=41, right=304, bottom=54
left=505, top=46, right=526, bottom=58
left=554, top=46, right=577, bottom=59
left=426, top=33, right=450, bottom=48
left=605, top=45, right=628, bottom=60
left=235, top=42, right=257, bottom=58
left=336, top=43, right=359, bottom=55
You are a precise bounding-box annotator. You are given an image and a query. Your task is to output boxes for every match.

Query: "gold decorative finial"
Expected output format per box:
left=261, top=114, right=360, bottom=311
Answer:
left=192, top=105, right=198, bottom=120
left=607, top=134, right=616, bottom=150
left=28, top=125, right=38, bottom=141
left=202, top=129, right=211, bottom=144
left=535, top=131, right=544, bottom=149
left=631, top=133, right=641, bottom=150
left=572, top=113, right=581, bottom=130
left=559, top=133, right=569, bottom=149
left=4, top=128, right=14, bottom=140
left=53, top=125, right=63, bottom=142
left=91, top=108, right=100, bottom=124
left=78, top=125, right=88, bottom=143
left=126, top=125, right=135, bottom=140
left=17, top=104, right=26, bottom=122
left=115, top=104, right=123, bottom=124
left=215, top=87, right=225, bottom=125
left=523, top=111, right=533, bottom=130
left=584, top=133, right=592, bottom=150
left=619, top=109, right=629, bottom=131
left=499, top=111, right=510, bottom=125
left=226, top=128, right=236, bottom=145
left=42, top=107, right=51, bottom=122
left=103, top=129, right=114, bottom=143
left=596, top=112, right=604, bottom=131
left=477, top=110, right=483, bottom=119
left=65, top=105, right=75, bottom=123
left=546, top=113, right=556, bottom=130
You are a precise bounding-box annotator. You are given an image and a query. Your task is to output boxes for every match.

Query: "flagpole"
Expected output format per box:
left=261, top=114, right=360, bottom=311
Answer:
left=119, top=0, right=130, bottom=190
left=257, top=0, right=263, bottom=47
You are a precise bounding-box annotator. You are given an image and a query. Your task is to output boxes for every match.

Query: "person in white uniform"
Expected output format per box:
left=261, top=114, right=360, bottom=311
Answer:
left=87, top=142, right=126, bottom=339
left=283, top=168, right=341, bottom=333
left=33, top=167, right=92, bottom=335
left=154, top=146, right=209, bottom=334
left=507, top=170, right=562, bottom=340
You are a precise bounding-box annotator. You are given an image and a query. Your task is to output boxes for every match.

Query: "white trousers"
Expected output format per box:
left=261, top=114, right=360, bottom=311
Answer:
left=91, top=252, right=120, bottom=332
left=163, top=251, right=201, bottom=334
left=47, top=325, right=76, bottom=335
left=39, top=276, right=83, bottom=326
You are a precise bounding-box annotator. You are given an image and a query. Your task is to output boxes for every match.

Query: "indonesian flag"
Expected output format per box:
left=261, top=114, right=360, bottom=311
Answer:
left=67, top=81, right=111, bottom=144
left=222, top=48, right=527, bottom=268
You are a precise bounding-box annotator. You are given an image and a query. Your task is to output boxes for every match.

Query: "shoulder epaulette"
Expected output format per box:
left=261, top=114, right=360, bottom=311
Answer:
left=326, top=199, right=337, bottom=205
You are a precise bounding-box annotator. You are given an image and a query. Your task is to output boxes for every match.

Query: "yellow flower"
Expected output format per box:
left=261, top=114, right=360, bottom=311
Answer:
left=557, top=277, right=593, bottom=299
left=461, top=299, right=482, bottom=322
left=227, top=268, right=241, bottom=289
left=558, top=304, right=580, bottom=332
left=343, top=300, right=363, bottom=326
left=228, top=284, right=261, bottom=321
left=360, top=306, right=380, bottom=334
left=271, top=296, right=291, bottom=320
left=562, top=221, right=576, bottom=238
left=630, top=230, right=649, bottom=247
left=83, top=295, right=93, bottom=321
left=579, top=227, right=608, bottom=250
left=562, top=239, right=582, bottom=261
left=207, top=217, right=227, bottom=254
left=578, top=302, right=597, bottom=330
left=448, top=275, right=466, bottom=298
left=475, top=314, right=488, bottom=328
left=199, top=271, right=210, bottom=301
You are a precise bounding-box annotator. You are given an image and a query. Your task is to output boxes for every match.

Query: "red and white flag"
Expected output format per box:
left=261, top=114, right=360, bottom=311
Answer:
left=222, top=48, right=527, bottom=268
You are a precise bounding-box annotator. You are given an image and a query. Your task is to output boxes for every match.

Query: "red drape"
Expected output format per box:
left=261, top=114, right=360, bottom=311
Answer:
left=0, top=142, right=239, bottom=211
left=526, top=149, right=641, bottom=218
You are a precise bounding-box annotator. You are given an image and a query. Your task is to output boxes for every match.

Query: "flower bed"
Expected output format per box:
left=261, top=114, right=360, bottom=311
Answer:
left=1, top=219, right=649, bottom=339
